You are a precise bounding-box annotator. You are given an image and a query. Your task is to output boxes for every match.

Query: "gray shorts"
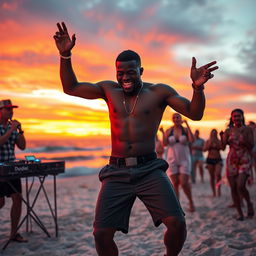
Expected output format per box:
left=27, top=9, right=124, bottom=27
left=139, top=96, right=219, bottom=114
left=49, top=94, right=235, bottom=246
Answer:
left=93, top=158, right=185, bottom=234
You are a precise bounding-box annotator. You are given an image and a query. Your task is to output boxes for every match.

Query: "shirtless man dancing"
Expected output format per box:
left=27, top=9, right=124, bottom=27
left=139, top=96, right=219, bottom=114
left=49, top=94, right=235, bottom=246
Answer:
left=53, top=22, right=218, bottom=256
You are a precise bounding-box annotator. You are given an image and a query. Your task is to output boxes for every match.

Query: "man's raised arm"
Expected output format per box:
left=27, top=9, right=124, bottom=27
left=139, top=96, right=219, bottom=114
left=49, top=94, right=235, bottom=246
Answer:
left=53, top=22, right=104, bottom=99
left=166, top=57, right=218, bottom=120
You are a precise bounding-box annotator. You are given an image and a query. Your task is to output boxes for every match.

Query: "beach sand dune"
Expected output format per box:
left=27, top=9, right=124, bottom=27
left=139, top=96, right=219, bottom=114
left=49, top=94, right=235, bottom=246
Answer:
left=0, top=174, right=255, bottom=256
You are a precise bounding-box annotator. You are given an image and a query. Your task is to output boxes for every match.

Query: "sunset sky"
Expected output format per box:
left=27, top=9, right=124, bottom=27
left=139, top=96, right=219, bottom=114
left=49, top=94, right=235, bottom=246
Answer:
left=0, top=0, right=255, bottom=143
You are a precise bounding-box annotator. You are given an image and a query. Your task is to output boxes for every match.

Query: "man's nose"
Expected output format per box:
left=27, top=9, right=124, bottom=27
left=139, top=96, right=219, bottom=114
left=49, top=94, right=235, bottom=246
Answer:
left=123, top=73, right=130, bottom=80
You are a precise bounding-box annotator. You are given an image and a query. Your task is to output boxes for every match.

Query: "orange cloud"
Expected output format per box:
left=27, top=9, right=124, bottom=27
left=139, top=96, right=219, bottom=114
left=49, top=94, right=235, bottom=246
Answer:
left=1, top=7, right=255, bottom=142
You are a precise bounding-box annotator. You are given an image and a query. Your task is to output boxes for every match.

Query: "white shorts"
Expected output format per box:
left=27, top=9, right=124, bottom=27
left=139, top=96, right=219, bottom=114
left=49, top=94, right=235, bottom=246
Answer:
left=167, top=161, right=191, bottom=176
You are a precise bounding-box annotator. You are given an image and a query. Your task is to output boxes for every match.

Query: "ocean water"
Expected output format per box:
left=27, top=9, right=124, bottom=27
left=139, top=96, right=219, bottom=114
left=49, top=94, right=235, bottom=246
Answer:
left=15, top=138, right=112, bottom=178
left=14, top=137, right=228, bottom=178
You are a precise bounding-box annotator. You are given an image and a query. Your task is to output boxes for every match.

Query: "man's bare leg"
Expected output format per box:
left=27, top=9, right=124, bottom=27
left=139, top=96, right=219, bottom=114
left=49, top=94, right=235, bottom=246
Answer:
left=10, top=193, right=22, bottom=237
left=162, top=216, right=187, bottom=256
left=93, top=228, right=118, bottom=256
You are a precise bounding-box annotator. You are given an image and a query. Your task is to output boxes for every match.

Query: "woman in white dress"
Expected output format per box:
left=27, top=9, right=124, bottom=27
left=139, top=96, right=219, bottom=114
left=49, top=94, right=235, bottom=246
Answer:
left=161, top=113, right=195, bottom=212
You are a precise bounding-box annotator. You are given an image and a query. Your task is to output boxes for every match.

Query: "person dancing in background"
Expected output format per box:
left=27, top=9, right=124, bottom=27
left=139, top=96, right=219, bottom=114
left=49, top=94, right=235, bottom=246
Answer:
left=0, top=99, right=27, bottom=243
left=248, top=121, right=256, bottom=179
left=191, top=129, right=205, bottom=183
left=161, top=114, right=195, bottom=212
left=220, top=109, right=254, bottom=221
left=203, top=129, right=222, bottom=197
left=53, top=21, right=218, bottom=256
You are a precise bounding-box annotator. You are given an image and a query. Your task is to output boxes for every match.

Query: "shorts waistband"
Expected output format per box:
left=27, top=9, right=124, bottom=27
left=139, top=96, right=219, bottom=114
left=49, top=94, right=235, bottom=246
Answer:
left=109, top=152, right=157, bottom=167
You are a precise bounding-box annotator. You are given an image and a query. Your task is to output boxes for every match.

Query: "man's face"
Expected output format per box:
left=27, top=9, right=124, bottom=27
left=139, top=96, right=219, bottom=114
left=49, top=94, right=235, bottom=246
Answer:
left=116, top=60, right=143, bottom=94
left=0, top=107, right=14, bottom=120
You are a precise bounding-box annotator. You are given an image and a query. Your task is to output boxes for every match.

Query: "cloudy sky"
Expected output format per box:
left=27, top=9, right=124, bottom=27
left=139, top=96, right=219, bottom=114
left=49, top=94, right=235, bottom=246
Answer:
left=0, top=0, right=255, bottom=141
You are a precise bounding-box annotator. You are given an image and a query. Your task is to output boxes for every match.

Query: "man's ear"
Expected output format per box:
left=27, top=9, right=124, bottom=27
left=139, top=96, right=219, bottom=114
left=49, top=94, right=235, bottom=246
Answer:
left=140, top=67, right=144, bottom=75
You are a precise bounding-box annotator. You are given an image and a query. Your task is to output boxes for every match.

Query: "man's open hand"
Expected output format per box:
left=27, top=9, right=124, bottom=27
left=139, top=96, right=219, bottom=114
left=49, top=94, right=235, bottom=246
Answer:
left=53, top=22, right=76, bottom=55
left=190, top=57, right=218, bottom=88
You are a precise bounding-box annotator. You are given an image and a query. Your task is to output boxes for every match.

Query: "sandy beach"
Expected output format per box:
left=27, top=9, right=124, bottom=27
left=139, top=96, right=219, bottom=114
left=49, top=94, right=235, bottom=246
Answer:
left=0, top=172, right=255, bottom=256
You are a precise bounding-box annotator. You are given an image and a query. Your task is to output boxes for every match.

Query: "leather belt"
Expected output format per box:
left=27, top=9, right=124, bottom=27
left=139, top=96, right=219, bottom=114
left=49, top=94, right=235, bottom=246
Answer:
left=109, top=152, right=157, bottom=167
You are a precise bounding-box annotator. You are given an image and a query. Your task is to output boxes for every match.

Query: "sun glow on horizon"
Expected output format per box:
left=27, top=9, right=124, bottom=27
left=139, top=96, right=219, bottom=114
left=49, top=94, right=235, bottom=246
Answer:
left=0, top=1, right=255, bottom=141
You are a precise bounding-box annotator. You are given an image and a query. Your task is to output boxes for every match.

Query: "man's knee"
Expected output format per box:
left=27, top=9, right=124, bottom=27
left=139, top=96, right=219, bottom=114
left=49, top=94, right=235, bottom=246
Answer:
left=163, top=216, right=186, bottom=235
left=93, top=228, right=116, bottom=244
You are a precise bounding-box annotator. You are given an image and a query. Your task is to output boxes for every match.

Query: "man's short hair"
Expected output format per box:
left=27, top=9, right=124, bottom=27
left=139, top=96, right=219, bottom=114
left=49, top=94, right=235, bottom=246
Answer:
left=116, top=50, right=141, bottom=66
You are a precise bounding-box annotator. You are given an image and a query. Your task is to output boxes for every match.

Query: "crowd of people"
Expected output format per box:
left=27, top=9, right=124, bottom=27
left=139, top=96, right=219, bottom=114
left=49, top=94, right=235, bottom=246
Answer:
left=157, top=109, right=255, bottom=222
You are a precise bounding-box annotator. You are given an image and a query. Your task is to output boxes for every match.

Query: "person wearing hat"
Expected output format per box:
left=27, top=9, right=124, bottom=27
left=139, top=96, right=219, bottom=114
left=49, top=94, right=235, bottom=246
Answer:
left=0, top=99, right=28, bottom=242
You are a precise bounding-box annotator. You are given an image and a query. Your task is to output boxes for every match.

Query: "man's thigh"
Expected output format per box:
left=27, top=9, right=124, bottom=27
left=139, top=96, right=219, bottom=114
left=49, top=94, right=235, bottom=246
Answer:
left=136, top=170, right=185, bottom=227
left=94, top=179, right=136, bottom=234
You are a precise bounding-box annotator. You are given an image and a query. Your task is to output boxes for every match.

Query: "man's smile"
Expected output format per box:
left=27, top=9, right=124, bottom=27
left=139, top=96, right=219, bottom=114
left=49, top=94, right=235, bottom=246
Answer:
left=122, top=82, right=134, bottom=92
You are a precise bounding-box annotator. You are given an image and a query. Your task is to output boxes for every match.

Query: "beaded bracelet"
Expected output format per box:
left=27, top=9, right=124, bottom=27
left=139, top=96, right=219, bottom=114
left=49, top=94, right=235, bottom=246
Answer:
left=60, top=53, right=72, bottom=59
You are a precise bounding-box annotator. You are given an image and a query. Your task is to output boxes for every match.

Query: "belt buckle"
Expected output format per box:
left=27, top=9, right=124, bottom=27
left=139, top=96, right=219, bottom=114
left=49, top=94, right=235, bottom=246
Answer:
left=125, top=157, right=137, bottom=167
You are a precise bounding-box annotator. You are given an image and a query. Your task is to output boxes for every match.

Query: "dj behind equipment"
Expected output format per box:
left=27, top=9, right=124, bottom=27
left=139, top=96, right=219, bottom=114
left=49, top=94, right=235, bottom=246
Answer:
left=0, top=99, right=65, bottom=250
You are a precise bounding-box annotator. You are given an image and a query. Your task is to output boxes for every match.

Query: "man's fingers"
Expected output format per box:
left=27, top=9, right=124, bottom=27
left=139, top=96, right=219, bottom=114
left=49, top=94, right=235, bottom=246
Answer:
left=71, top=34, right=76, bottom=47
left=57, top=23, right=64, bottom=33
left=203, top=73, right=214, bottom=79
left=71, top=34, right=76, bottom=44
left=53, top=31, right=62, bottom=41
left=208, top=66, right=219, bottom=72
left=62, top=22, right=68, bottom=32
left=203, top=60, right=217, bottom=69
left=192, top=57, right=196, bottom=68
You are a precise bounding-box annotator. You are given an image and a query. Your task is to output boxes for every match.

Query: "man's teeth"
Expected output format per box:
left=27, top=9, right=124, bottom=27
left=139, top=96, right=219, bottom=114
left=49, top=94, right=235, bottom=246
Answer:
left=123, top=82, right=132, bottom=87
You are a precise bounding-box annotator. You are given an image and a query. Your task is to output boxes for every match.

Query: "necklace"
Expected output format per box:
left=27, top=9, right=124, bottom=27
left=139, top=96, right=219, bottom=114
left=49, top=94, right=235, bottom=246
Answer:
left=123, top=83, right=143, bottom=115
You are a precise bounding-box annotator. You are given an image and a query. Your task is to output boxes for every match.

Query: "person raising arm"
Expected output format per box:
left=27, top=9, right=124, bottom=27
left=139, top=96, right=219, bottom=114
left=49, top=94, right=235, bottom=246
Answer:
left=53, top=22, right=218, bottom=256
